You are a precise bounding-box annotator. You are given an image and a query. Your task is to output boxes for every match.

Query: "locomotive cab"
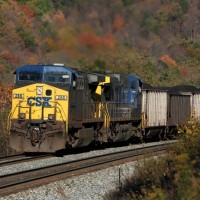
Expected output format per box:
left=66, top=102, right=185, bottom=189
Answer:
left=9, top=64, right=77, bottom=153
left=107, top=73, right=142, bottom=119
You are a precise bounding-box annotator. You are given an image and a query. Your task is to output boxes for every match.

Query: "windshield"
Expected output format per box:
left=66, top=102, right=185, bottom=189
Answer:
left=18, top=72, right=42, bottom=82
left=44, top=73, right=70, bottom=84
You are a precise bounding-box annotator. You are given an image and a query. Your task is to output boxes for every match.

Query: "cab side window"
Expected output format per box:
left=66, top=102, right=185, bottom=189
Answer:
left=131, top=81, right=137, bottom=90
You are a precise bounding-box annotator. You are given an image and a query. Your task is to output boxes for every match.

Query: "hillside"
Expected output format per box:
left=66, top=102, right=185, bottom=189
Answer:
left=0, top=0, right=200, bottom=86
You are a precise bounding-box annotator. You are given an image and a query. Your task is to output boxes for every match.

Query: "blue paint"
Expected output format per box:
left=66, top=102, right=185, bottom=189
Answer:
left=127, top=75, right=141, bottom=106
left=15, top=65, right=78, bottom=84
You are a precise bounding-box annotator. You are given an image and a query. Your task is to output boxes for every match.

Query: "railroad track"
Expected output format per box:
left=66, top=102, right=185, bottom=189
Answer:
left=0, top=142, right=174, bottom=197
left=0, top=154, right=52, bottom=167
left=0, top=154, right=24, bottom=163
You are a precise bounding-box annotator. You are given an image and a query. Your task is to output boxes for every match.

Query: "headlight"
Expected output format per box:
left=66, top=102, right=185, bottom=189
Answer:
left=48, top=114, right=55, bottom=120
left=19, top=113, right=25, bottom=119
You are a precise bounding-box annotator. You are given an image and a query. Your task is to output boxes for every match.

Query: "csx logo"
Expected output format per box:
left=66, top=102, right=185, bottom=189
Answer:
left=27, top=97, right=52, bottom=107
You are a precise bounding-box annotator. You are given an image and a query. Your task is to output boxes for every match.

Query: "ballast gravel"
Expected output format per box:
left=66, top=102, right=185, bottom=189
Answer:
left=1, top=160, right=137, bottom=200
left=0, top=141, right=172, bottom=200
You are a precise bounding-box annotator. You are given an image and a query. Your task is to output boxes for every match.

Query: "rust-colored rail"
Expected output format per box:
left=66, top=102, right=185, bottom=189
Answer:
left=0, top=154, right=24, bottom=163
left=0, top=142, right=174, bottom=197
left=0, top=154, right=52, bottom=167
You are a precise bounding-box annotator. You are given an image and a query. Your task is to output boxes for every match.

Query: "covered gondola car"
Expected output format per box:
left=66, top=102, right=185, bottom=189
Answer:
left=167, top=85, right=200, bottom=133
left=141, top=85, right=168, bottom=138
left=167, top=86, right=192, bottom=134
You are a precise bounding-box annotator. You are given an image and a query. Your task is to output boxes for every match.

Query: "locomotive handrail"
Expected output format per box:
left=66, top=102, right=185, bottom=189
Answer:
left=47, top=100, right=67, bottom=121
left=55, top=104, right=67, bottom=122
left=83, top=101, right=133, bottom=122
left=7, top=101, right=22, bottom=130
left=7, top=111, right=13, bottom=131
left=7, top=100, right=28, bottom=130
left=103, top=102, right=110, bottom=129
left=45, top=100, right=67, bottom=134
left=50, top=101, right=67, bottom=135
left=107, top=102, right=132, bottom=119
left=8, top=100, right=67, bottom=122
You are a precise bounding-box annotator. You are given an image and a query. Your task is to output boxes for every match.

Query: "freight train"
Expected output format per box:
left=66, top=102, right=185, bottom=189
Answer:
left=8, top=64, right=200, bottom=153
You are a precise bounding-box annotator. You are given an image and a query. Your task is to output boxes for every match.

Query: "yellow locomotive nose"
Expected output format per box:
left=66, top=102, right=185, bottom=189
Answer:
left=10, top=82, right=69, bottom=152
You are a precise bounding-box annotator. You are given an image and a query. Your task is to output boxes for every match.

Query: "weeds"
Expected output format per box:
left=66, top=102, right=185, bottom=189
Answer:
left=0, top=83, right=13, bottom=156
left=105, top=119, right=200, bottom=200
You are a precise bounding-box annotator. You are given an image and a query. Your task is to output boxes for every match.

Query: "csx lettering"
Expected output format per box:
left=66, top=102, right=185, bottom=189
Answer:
left=27, top=97, right=52, bottom=107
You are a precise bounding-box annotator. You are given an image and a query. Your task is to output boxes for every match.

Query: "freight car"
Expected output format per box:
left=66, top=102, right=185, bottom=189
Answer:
left=167, top=85, right=200, bottom=132
left=8, top=64, right=200, bottom=153
left=141, top=84, right=200, bottom=139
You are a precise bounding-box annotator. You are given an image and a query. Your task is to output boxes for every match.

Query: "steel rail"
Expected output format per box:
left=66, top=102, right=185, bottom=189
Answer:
left=0, top=154, right=24, bottom=162
left=0, top=154, right=52, bottom=167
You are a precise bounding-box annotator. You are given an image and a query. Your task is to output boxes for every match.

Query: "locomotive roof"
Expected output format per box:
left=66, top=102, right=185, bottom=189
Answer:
left=14, top=64, right=78, bottom=75
left=108, top=73, right=142, bottom=80
left=77, top=71, right=114, bottom=83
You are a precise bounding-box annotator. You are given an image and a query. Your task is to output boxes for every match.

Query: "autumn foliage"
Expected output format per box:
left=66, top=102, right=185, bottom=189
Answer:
left=113, top=14, right=124, bottom=31
left=0, top=83, right=13, bottom=156
left=0, top=50, right=20, bottom=64
left=178, top=66, right=189, bottom=78
left=0, top=82, right=12, bottom=138
left=0, top=83, right=13, bottom=113
left=0, top=0, right=200, bottom=87
left=20, top=5, right=35, bottom=18
left=78, top=32, right=116, bottom=50
left=160, top=55, right=177, bottom=67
